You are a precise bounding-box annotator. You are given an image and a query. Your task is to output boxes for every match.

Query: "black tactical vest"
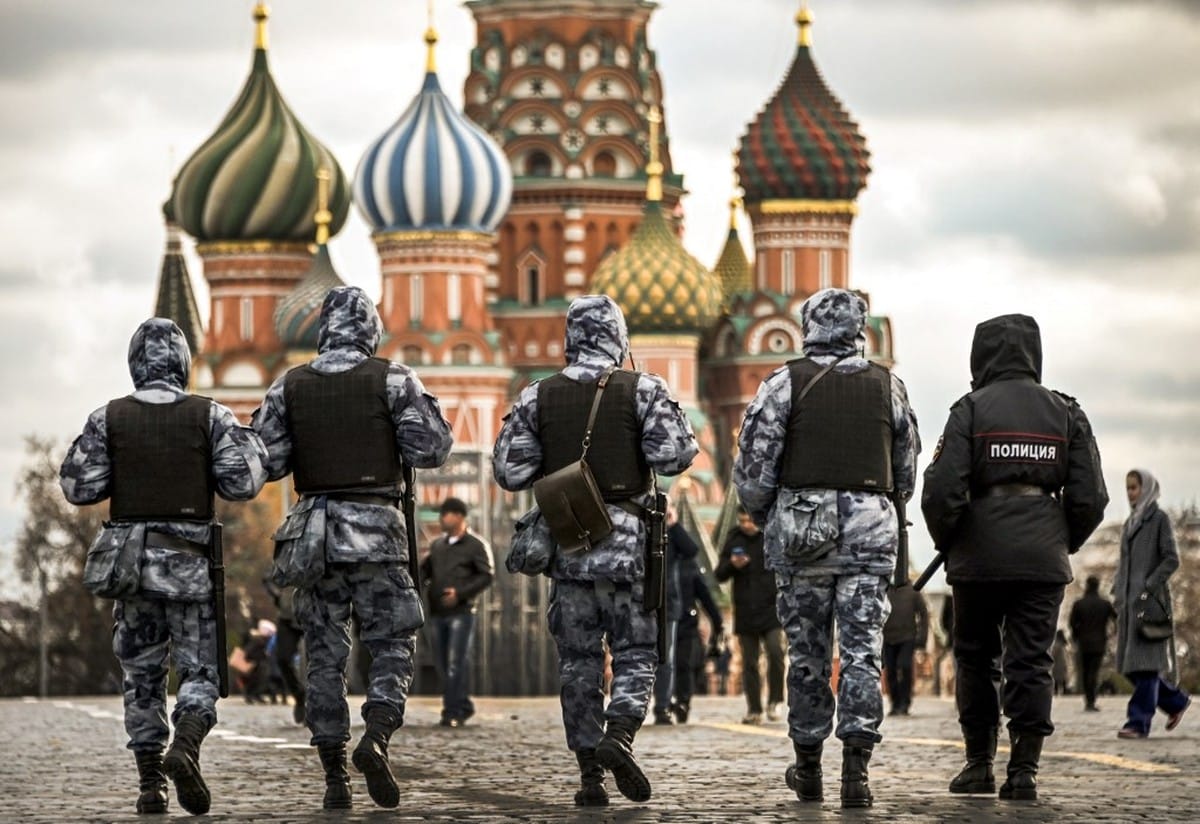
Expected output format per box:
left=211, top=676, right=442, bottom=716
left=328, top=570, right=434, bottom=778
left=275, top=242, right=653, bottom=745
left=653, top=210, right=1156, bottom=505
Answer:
left=969, top=379, right=1070, bottom=492
left=284, top=357, right=403, bottom=494
left=779, top=358, right=894, bottom=493
left=107, top=395, right=214, bottom=521
left=537, top=370, right=651, bottom=501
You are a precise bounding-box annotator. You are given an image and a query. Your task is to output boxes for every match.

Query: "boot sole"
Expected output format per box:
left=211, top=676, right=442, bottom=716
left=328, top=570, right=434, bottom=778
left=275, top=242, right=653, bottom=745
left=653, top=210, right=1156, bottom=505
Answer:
left=352, top=748, right=400, bottom=808
left=595, top=744, right=651, bottom=802
left=841, top=797, right=873, bottom=808
left=999, top=787, right=1038, bottom=801
left=135, top=797, right=168, bottom=814
left=574, top=790, right=610, bottom=807
left=323, top=797, right=353, bottom=811
left=162, top=754, right=210, bottom=816
left=950, top=782, right=996, bottom=794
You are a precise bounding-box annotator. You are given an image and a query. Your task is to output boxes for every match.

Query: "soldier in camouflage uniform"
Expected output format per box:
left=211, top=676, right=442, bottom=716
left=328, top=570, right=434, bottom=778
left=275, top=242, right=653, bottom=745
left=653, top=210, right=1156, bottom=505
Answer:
left=493, top=295, right=698, bottom=807
left=60, top=318, right=268, bottom=816
left=252, top=286, right=452, bottom=810
left=734, top=289, right=920, bottom=808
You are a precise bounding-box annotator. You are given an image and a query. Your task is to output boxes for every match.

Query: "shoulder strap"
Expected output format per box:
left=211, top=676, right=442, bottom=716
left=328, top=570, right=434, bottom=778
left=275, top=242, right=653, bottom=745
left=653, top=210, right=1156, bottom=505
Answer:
left=579, top=366, right=617, bottom=461
left=796, top=355, right=849, bottom=404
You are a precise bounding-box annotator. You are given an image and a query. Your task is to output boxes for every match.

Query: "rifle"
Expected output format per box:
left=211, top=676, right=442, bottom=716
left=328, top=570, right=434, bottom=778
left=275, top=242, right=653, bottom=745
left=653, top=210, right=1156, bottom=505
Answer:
left=893, top=494, right=911, bottom=589
left=403, top=465, right=420, bottom=587
left=210, top=522, right=229, bottom=698
left=914, top=552, right=945, bottom=593
left=643, top=490, right=669, bottom=661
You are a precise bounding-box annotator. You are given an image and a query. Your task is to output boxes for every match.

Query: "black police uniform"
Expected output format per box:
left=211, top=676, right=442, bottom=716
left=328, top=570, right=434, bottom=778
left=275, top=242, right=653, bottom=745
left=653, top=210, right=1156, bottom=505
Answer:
left=921, top=314, right=1107, bottom=800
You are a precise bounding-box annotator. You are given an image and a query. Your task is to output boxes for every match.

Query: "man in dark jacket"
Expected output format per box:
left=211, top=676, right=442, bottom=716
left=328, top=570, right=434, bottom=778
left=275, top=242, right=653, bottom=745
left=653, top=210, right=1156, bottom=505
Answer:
left=669, top=517, right=724, bottom=723
left=715, top=508, right=784, bottom=725
left=651, top=509, right=691, bottom=725
left=883, top=583, right=929, bottom=716
left=420, top=497, right=495, bottom=727
left=1069, top=576, right=1115, bottom=712
left=922, top=313, right=1108, bottom=802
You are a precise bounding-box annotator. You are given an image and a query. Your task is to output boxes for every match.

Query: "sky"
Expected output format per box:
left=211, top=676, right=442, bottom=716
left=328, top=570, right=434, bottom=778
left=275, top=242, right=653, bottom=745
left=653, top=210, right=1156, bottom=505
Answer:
left=1, top=0, right=1198, bottom=593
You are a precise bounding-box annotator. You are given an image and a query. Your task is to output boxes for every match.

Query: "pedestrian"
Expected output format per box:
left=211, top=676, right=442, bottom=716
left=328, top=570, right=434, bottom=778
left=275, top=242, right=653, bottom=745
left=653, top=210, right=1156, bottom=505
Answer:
left=1069, top=575, right=1115, bottom=712
left=59, top=318, right=267, bottom=815
left=1052, top=630, right=1070, bottom=696
left=239, top=621, right=274, bottom=704
left=493, top=294, right=698, bottom=807
left=253, top=286, right=453, bottom=810
left=883, top=581, right=929, bottom=716
left=1114, top=469, right=1191, bottom=739
left=922, top=313, right=1108, bottom=802
left=672, top=529, right=724, bottom=723
left=734, top=288, right=921, bottom=809
left=263, top=577, right=307, bottom=724
left=715, top=507, right=785, bottom=726
left=651, top=504, right=692, bottom=726
left=419, top=496, right=495, bottom=728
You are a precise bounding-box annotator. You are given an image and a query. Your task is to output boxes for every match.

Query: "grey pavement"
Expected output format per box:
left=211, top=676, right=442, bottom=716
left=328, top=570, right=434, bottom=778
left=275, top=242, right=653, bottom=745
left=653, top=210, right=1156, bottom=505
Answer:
left=0, top=693, right=1192, bottom=822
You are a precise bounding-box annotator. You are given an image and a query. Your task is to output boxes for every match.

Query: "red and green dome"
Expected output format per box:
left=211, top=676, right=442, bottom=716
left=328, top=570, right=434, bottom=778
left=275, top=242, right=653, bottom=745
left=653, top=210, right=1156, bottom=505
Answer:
left=736, top=7, right=869, bottom=204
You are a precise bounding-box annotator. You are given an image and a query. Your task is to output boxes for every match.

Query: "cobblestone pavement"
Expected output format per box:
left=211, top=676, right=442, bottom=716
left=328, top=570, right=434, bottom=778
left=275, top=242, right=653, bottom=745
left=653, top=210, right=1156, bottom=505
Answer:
left=0, top=692, right=1193, bottom=822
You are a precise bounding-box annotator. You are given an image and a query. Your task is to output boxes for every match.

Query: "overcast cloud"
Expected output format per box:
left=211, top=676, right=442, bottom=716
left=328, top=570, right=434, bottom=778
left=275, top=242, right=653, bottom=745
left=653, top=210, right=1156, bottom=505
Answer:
left=1, top=0, right=1198, bottom=591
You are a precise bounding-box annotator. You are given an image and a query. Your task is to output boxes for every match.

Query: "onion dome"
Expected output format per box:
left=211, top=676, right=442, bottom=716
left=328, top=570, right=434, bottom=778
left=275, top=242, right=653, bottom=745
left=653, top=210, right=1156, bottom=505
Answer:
left=354, top=27, right=512, bottom=234
left=713, top=196, right=752, bottom=300
left=736, top=4, right=870, bottom=204
left=170, top=4, right=350, bottom=243
left=154, top=199, right=204, bottom=354
left=591, top=108, right=723, bottom=334
left=274, top=170, right=345, bottom=350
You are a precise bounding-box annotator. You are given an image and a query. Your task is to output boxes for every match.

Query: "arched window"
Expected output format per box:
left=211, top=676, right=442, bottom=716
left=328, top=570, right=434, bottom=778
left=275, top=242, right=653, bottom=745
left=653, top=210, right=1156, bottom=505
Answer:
left=527, top=151, right=552, bottom=177
left=451, top=344, right=473, bottom=365
left=402, top=345, right=423, bottom=365
left=593, top=151, right=616, bottom=177
left=525, top=264, right=542, bottom=306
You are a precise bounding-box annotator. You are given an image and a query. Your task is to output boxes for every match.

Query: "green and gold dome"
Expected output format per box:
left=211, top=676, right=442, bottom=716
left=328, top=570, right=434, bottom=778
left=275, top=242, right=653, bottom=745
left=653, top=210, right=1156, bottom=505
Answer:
left=170, top=3, right=350, bottom=244
left=590, top=108, right=723, bottom=335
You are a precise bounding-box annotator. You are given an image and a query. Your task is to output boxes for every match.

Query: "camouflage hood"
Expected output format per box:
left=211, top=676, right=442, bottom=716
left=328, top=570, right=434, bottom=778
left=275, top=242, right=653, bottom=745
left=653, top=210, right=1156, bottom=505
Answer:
left=800, top=288, right=867, bottom=358
left=317, top=285, right=382, bottom=356
left=970, top=313, right=1042, bottom=389
left=563, top=294, right=630, bottom=367
left=128, top=317, right=191, bottom=390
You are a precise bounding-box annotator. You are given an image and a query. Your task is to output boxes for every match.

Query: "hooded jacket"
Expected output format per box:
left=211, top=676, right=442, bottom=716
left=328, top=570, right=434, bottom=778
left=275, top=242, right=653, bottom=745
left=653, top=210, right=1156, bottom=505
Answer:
left=921, top=314, right=1108, bottom=584
left=493, top=295, right=698, bottom=582
left=734, top=289, right=921, bottom=578
left=60, top=318, right=268, bottom=600
left=254, top=286, right=454, bottom=567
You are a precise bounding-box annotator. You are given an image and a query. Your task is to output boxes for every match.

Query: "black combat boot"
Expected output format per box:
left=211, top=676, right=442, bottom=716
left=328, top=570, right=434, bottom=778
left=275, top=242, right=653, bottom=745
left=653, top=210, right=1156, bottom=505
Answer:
left=292, top=694, right=306, bottom=726
left=998, top=732, right=1043, bottom=801
left=574, top=749, right=609, bottom=807
left=133, top=749, right=168, bottom=814
left=784, top=741, right=823, bottom=802
left=949, top=726, right=997, bottom=794
left=318, top=743, right=353, bottom=810
left=595, top=716, right=651, bottom=802
left=162, top=714, right=211, bottom=815
left=671, top=700, right=690, bottom=724
left=840, top=739, right=874, bottom=809
left=352, top=706, right=401, bottom=808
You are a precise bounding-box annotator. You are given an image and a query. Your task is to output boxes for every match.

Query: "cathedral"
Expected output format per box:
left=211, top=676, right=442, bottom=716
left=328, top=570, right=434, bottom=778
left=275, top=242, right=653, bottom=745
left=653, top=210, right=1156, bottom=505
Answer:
left=155, top=0, right=891, bottom=540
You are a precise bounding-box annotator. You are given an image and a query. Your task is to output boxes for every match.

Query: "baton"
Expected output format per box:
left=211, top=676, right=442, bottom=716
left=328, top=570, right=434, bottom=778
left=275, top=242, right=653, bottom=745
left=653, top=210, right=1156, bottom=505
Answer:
left=913, top=551, right=944, bottom=593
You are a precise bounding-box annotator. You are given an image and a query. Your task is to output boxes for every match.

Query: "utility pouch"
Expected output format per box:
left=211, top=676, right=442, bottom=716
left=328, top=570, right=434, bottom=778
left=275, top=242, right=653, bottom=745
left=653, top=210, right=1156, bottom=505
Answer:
left=505, top=505, right=556, bottom=576
left=533, top=367, right=616, bottom=554
left=270, top=496, right=327, bottom=588
left=83, top=521, right=144, bottom=599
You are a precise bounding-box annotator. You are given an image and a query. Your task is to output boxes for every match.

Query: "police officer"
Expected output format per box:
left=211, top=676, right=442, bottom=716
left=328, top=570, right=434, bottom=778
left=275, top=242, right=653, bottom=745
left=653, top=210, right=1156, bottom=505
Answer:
left=60, top=318, right=268, bottom=815
left=922, top=313, right=1107, bottom=801
left=493, top=295, right=698, bottom=807
left=253, top=286, right=453, bottom=810
left=734, top=288, right=920, bottom=809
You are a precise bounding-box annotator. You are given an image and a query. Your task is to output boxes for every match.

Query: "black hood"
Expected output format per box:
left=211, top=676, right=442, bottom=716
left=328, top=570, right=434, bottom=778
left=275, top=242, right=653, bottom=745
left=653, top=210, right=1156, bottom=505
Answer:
left=970, top=314, right=1042, bottom=389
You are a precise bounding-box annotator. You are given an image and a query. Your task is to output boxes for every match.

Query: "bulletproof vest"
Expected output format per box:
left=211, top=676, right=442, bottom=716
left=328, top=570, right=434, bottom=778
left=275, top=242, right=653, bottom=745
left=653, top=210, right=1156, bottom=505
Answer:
left=284, top=357, right=403, bottom=494
left=107, top=394, right=214, bottom=521
left=779, top=358, right=894, bottom=493
left=537, top=370, right=651, bottom=500
left=969, top=379, right=1069, bottom=492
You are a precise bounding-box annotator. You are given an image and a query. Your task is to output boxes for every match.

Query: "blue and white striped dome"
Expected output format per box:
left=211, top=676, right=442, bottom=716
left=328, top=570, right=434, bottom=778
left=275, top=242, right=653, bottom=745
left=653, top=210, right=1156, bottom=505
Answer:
left=354, top=72, right=513, bottom=234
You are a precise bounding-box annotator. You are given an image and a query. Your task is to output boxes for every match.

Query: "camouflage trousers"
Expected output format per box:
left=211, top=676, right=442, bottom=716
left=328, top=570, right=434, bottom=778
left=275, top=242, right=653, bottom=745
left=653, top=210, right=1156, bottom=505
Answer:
left=548, top=579, right=658, bottom=752
left=112, top=595, right=219, bottom=752
left=296, top=562, right=423, bottom=746
left=776, top=573, right=891, bottom=747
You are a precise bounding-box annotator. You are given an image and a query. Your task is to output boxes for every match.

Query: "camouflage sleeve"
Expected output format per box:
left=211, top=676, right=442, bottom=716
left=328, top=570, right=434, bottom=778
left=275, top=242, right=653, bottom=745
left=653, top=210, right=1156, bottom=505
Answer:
left=210, top=402, right=268, bottom=501
left=890, top=373, right=922, bottom=501
left=492, top=384, right=541, bottom=491
left=920, top=396, right=974, bottom=550
left=635, top=373, right=698, bottom=476
left=250, top=376, right=293, bottom=482
left=1062, top=402, right=1109, bottom=552
left=387, top=363, right=453, bottom=469
left=732, top=366, right=791, bottom=527
left=59, top=405, right=112, bottom=505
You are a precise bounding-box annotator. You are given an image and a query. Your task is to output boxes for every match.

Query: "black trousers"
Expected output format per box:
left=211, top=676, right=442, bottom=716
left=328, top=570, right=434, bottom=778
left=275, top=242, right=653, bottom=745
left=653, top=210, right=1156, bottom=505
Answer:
left=883, top=640, right=915, bottom=711
left=738, top=629, right=786, bottom=713
left=953, top=582, right=1064, bottom=737
left=674, top=623, right=700, bottom=706
left=274, top=620, right=305, bottom=702
left=1079, top=651, right=1104, bottom=708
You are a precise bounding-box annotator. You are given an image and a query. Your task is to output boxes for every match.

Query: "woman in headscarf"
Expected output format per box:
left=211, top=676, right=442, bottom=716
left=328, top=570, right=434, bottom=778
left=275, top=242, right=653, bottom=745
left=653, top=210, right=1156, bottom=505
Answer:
left=1114, top=469, right=1190, bottom=738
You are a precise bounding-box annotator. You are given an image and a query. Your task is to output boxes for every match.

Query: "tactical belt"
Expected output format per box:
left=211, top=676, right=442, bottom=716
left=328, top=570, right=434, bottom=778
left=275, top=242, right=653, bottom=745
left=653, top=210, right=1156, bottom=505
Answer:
left=146, top=530, right=209, bottom=556
left=318, top=492, right=399, bottom=508
left=982, top=483, right=1049, bottom=498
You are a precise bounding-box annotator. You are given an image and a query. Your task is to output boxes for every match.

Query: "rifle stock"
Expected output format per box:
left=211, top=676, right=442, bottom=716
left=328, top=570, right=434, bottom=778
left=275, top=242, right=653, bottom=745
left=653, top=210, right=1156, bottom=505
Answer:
left=403, top=466, right=419, bottom=587
left=210, top=522, right=229, bottom=698
left=643, top=491, right=669, bottom=660
left=893, top=494, right=911, bottom=589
